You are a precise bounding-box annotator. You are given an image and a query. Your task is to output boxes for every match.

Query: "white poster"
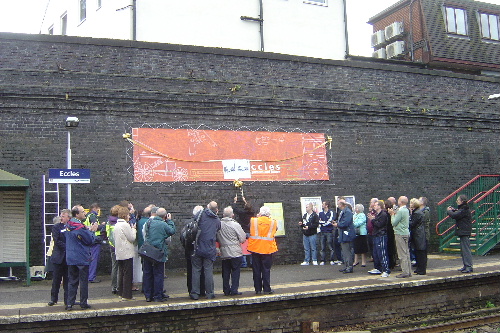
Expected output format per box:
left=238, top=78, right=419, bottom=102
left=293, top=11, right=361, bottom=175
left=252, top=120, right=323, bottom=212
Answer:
left=222, top=159, right=251, bottom=180
left=299, top=196, right=323, bottom=216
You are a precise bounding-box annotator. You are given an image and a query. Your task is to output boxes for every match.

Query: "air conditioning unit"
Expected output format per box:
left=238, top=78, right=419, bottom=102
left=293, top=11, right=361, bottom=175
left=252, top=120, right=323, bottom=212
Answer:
left=385, top=21, right=404, bottom=40
left=371, top=30, right=386, bottom=47
left=372, top=48, right=387, bottom=59
left=386, top=41, right=405, bottom=59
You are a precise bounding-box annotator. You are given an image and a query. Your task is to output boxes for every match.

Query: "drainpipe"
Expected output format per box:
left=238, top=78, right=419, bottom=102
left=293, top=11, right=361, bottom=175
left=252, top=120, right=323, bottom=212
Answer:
left=259, top=0, right=264, bottom=51
left=241, top=0, right=264, bottom=51
left=343, top=0, right=349, bottom=58
left=131, top=0, right=136, bottom=41
left=409, top=0, right=415, bottom=61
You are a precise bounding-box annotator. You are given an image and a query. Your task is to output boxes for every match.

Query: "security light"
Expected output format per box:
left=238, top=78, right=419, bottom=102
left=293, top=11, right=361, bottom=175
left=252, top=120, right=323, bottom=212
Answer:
left=65, top=117, right=80, bottom=128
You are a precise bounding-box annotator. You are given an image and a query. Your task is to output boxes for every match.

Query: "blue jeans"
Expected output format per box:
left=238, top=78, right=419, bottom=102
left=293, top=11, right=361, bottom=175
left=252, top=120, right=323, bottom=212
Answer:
left=303, top=234, right=318, bottom=262
left=318, top=232, right=334, bottom=262
left=142, top=258, right=165, bottom=300
left=373, top=235, right=390, bottom=274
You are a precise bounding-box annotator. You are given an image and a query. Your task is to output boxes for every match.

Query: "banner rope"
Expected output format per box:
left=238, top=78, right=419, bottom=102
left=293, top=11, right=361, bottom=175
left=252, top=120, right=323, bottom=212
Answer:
left=122, top=133, right=332, bottom=163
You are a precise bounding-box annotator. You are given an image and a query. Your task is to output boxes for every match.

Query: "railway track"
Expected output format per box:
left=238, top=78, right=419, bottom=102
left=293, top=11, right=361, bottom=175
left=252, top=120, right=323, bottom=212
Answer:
left=368, top=308, right=500, bottom=333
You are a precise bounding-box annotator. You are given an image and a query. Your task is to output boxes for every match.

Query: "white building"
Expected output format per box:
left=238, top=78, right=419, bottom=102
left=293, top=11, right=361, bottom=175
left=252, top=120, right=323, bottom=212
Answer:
left=41, top=0, right=348, bottom=60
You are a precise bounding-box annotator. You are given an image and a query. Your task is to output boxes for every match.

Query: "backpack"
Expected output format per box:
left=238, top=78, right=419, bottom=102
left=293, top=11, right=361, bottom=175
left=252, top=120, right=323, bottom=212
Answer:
left=180, top=213, right=201, bottom=249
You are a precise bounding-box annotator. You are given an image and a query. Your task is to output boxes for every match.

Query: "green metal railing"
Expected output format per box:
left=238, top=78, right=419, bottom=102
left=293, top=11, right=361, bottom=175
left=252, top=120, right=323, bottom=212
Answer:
left=436, top=175, right=500, bottom=254
left=473, top=184, right=500, bottom=256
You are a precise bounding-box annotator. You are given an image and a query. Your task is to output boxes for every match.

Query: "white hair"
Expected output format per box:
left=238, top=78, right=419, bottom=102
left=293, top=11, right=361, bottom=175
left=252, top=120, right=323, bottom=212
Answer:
left=355, top=204, right=365, bottom=213
left=192, top=205, right=204, bottom=216
left=223, top=206, right=233, bottom=218
left=259, top=206, right=271, bottom=217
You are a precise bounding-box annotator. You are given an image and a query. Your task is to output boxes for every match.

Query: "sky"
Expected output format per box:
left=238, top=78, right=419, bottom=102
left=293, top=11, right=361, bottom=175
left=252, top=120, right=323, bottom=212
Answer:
left=1, top=0, right=500, bottom=57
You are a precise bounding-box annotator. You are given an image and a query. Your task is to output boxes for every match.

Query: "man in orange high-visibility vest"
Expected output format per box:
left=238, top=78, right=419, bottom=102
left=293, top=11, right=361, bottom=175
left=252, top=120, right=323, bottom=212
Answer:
left=247, top=206, right=278, bottom=295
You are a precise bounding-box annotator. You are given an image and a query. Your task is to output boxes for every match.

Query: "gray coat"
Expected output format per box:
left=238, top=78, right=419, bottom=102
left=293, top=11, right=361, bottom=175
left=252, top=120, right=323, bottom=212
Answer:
left=217, top=217, right=246, bottom=259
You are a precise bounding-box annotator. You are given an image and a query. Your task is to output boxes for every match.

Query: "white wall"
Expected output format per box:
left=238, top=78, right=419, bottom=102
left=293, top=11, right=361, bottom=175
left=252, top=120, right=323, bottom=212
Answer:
left=41, top=0, right=346, bottom=60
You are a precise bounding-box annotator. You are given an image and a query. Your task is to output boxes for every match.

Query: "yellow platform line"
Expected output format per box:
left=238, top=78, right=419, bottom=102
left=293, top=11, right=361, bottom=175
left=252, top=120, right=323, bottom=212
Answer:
left=1, top=261, right=498, bottom=311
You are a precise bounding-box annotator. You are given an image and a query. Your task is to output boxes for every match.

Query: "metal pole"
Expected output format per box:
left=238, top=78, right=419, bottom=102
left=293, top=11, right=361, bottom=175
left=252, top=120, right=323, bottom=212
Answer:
left=67, top=130, right=71, bottom=209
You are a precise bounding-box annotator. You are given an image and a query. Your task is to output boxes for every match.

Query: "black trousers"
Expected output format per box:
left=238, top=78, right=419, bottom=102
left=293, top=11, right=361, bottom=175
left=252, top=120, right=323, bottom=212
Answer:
left=118, top=258, right=134, bottom=299
left=414, top=249, right=427, bottom=274
left=67, top=265, right=89, bottom=306
left=251, top=253, right=273, bottom=293
left=222, top=256, right=242, bottom=295
left=50, top=261, right=68, bottom=304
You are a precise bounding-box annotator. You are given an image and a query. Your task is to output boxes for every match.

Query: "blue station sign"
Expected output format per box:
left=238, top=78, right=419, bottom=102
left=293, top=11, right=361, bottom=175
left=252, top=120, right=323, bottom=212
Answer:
left=49, top=169, right=91, bottom=184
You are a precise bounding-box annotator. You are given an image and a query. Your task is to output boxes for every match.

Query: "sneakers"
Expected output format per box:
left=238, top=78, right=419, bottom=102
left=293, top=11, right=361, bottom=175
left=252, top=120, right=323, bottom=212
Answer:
left=334, top=261, right=343, bottom=265
left=368, top=269, right=382, bottom=275
left=319, top=262, right=325, bottom=266
left=300, top=261, right=310, bottom=266
left=381, top=272, right=390, bottom=278
left=312, top=261, right=318, bottom=265
left=330, top=261, right=334, bottom=265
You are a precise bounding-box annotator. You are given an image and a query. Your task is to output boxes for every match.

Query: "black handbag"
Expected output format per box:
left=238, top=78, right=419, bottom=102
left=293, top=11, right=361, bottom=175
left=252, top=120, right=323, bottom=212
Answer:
left=138, top=220, right=164, bottom=262
left=138, top=242, right=164, bottom=262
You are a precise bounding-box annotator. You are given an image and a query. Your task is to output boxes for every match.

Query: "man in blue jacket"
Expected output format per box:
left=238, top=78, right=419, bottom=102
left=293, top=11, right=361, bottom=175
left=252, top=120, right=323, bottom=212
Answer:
left=65, top=205, right=97, bottom=310
left=334, top=200, right=355, bottom=273
left=190, top=201, right=221, bottom=300
left=48, top=209, right=71, bottom=306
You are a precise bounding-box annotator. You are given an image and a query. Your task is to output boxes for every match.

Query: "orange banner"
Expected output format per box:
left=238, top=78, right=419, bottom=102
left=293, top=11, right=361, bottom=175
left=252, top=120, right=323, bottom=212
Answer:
left=132, top=128, right=329, bottom=182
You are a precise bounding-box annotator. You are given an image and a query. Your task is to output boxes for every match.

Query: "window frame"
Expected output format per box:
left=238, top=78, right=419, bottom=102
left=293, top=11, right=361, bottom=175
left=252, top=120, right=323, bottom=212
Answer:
left=60, top=12, right=67, bottom=35
left=443, top=6, right=468, bottom=36
left=79, top=0, right=87, bottom=22
left=303, top=0, right=328, bottom=7
left=478, top=12, right=500, bottom=41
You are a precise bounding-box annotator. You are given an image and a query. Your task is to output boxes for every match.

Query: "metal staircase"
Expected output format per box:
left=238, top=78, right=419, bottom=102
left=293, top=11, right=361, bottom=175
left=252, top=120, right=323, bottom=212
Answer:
left=437, top=175, right=500, bottom=256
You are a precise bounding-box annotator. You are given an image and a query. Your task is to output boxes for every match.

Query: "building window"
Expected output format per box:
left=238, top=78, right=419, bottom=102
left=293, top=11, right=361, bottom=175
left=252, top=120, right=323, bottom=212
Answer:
left=48, top=25, right=54, bottom=35
left=61, top=13, right=67, bottom=35
left=479, top=13, right=500, bottom=40
left=304, top=0, right=327, bottom=6
left=444, top=6, right=468, bottom=35
left=80, top=0, right=87, bottom=22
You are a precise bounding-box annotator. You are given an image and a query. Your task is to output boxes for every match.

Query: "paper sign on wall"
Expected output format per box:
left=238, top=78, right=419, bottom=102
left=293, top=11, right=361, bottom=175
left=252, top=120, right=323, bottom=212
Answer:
left=222, top=159, right=251, bottom=180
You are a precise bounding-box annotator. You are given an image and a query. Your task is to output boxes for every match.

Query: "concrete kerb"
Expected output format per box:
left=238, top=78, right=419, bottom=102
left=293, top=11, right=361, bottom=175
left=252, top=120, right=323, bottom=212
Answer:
left=2, top=270, right=498, bottom=325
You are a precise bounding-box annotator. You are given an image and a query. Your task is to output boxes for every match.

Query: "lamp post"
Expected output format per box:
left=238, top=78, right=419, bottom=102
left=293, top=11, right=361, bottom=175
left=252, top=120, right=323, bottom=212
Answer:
left=65, top=117, right=80, bottom=209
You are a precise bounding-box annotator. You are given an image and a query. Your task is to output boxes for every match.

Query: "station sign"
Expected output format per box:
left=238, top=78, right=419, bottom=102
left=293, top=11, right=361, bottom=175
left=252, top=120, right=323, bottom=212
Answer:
left=48, top=169, right=91, bottom=184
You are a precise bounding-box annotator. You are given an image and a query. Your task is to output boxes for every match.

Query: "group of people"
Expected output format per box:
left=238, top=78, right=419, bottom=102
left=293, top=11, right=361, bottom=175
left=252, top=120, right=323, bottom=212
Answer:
left=47, top=193, right=473, bottom=309
left=47, top=201, right=176, bottom=309
left=181, top=198, right=278, bottom=300
left=47, top=196, right=280, bottom=308
left=299, top=195, right=473, bottom=278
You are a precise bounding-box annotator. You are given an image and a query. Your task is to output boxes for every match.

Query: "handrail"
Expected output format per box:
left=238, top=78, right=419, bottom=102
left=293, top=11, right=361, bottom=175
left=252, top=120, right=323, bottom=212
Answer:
left=474, top=184, right=500, bottom=203
left=435, top=208, right=476, bottom=236
left=437, top=175, right=500, bottom=205
left=436, top=218, right=477, bottom=236
left=436, top=223, right=454, bottom=237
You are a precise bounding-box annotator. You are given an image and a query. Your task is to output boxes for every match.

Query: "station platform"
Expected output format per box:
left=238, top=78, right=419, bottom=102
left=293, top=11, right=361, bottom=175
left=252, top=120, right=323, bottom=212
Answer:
left=1, top=253, right=499, bottom=332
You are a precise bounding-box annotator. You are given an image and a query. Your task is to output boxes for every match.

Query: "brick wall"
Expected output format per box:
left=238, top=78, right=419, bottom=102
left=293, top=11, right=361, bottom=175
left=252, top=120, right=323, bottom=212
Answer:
left=0, top=33, right=500, bottom=271
left=371, top=0, right=426, bottom=61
